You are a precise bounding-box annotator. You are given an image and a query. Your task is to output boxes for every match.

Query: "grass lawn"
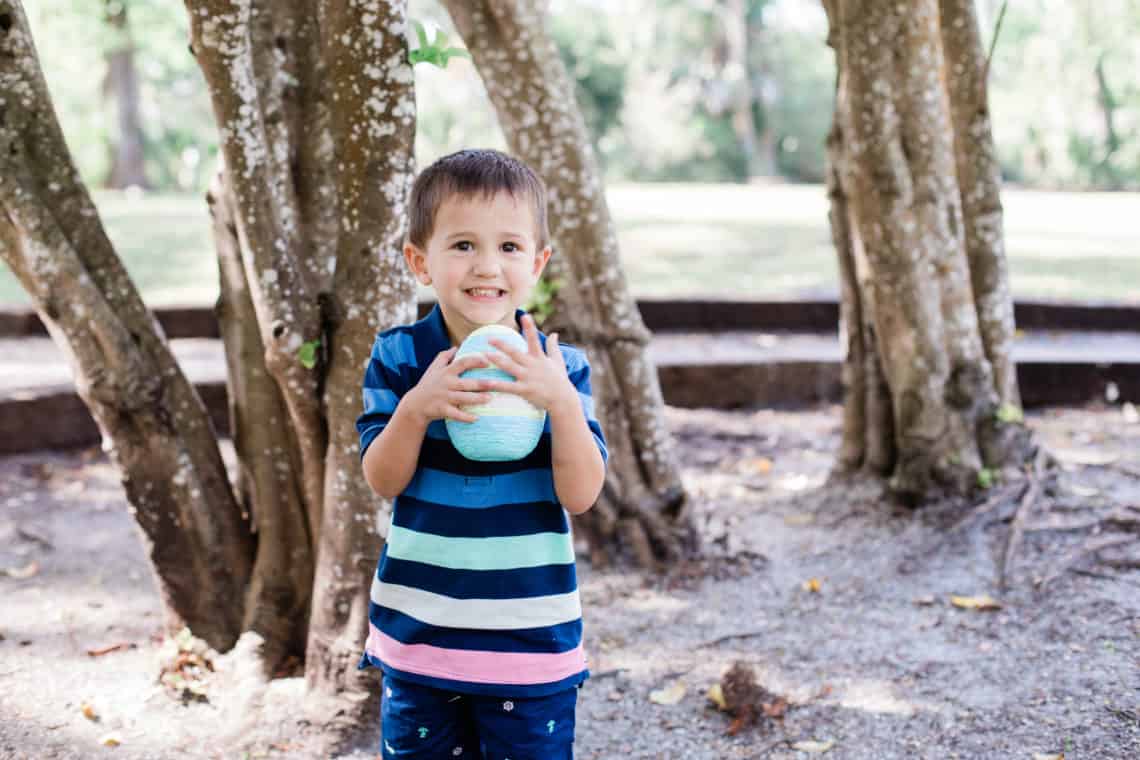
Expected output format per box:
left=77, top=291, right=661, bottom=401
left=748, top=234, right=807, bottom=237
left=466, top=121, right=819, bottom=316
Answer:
left=1, top=184, right=1137, bottom=307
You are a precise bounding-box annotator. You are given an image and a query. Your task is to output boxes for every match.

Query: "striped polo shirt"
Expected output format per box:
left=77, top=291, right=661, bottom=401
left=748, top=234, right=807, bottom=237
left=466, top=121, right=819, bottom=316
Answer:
left=355, top=304, right=608, bottom=697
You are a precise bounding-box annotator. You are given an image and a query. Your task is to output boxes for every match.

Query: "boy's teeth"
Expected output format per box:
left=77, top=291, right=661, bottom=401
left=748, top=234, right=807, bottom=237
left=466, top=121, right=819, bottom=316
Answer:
left=468, top=288, right=502, bottom=296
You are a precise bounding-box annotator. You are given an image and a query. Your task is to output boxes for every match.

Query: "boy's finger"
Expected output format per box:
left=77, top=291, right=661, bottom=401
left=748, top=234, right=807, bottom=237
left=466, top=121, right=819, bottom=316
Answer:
left=449, top=391, right=492, bottom=407
left=444, top=405, right=478, bottom=424
left=434, top=346, right=458, bottom=367
left=452, top=377, right=496, bottom=393
left=453, top=353, right=491, bottom=372
left=484, top=348, right=525, bottom=377
left=488, top=338, right=528, bottom=365
left=547, top=331, right=564, bottom=361
left=521, top=313, right=542, bottom=355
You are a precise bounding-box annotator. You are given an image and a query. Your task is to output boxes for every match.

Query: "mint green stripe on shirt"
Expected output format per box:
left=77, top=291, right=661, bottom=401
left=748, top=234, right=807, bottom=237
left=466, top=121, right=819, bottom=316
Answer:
left=385, top=524, right=575, bottom=570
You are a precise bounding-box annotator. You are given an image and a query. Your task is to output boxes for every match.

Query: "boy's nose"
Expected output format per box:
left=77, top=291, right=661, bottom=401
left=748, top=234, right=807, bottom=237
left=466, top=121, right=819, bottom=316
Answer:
left=472, top=251, right=501, bottom=275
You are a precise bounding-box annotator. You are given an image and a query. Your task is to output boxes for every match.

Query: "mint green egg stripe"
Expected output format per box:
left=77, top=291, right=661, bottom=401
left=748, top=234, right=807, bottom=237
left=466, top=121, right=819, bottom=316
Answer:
left=386, top=524, right=574, bottom=570
left=463, top=405, right=546, bottom=419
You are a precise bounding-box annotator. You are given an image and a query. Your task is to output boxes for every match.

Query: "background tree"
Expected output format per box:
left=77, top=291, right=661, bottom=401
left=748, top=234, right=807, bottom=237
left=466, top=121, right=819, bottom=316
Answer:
left=1, top=0, right=418, bottom=740
left=822, top=0, right=1032, bottom=500
left=442, top=0, right=694, bottom=567
left=103, top=0, right=150, bottom=189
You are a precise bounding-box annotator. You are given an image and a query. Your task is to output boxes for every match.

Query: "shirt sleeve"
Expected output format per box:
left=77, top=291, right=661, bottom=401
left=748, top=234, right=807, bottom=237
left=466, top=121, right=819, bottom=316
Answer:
left=356, top=332, right=406, bottom=462
left=564, top=347, right=609, bottom=465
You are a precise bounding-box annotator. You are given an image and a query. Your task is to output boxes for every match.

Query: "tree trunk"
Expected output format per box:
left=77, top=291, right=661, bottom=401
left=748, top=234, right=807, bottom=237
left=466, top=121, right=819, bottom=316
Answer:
left=3, top=0, right=416, bottom=739
left=103, top=0, right=150, bottom=189
left=0, top=0, right=251, bottom=647
left=822, top=0, right=1031, bottom=501
left=443, top=0, right=693, bottom=568
left=184, top=0, right=416, bottom=728
left=939, top=0, right=1020, bottom=412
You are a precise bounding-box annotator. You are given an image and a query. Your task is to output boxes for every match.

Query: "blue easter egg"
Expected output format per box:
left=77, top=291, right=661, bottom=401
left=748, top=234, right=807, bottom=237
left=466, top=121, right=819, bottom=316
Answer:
left=445, top=324, right=546, bottom=461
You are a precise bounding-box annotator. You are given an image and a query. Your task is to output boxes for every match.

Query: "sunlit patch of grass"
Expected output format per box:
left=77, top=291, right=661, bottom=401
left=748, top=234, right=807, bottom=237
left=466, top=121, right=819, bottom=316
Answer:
left=1, top=185, right=1136, bottom=307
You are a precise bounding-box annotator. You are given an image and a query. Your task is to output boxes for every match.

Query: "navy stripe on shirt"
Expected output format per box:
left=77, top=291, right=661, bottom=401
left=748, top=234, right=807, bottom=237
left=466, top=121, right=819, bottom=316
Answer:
left=379, top=556, right=578, bottom=600
left=392, top=496, right=569, bottom=538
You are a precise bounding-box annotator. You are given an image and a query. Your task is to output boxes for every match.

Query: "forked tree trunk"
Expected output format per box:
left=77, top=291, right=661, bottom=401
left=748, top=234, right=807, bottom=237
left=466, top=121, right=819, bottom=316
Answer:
left=2, top=0, right=417, bottom=736
left=0, top=0, right=252, bottom=647
left=444, top=0, right=693, bottom=568
left=184, top=0, right=417, bottom=723
left=822, top=0, right=1031, bottom=500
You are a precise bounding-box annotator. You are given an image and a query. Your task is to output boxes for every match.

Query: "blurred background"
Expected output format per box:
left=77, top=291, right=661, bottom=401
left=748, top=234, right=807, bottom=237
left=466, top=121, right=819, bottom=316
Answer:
left=4, top=0, right=1137, bottom=307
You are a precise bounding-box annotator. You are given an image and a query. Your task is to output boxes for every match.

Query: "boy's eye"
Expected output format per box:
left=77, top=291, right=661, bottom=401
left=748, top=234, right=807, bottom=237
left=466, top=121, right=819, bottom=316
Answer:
left=502, top=242, right=521, bottom=253
left=453, top=241, right=473, bottom=252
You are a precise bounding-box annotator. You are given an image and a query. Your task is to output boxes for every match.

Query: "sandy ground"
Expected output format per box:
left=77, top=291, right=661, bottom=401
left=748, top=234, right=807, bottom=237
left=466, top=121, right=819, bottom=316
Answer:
left=2, top=404, right=1138, bottom=759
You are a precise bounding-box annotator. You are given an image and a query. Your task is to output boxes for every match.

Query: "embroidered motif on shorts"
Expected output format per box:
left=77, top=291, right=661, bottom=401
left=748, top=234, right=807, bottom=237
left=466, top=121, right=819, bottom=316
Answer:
left=547, top=719, right=556, bottom=733
left=452, top=747, right=463, bottom=756
left=502, top=700, right=514, bottom=712
left=417, top=726, right=429, bottom=739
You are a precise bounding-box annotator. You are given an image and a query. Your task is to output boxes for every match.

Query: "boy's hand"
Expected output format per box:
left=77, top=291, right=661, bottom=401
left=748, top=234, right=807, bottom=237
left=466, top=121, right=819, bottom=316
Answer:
left=484, top=313, right=578, bottom=414
left=404, top=348, right=494, bottom=426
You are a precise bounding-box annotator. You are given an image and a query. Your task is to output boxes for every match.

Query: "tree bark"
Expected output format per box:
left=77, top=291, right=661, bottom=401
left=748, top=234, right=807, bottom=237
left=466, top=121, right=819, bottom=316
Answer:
left=0, top=0, right=251, bottom=647
left=822, top=0, right=1031, bottom=500
left=103, top=0, right=150, bottom=189
left=443, top=0, right=693, bottom=568
left=3, top=0, right=417, bottom=739
left=183, top=0, right=417, bottom=730
left=939, top=0, right=1020, bottom=410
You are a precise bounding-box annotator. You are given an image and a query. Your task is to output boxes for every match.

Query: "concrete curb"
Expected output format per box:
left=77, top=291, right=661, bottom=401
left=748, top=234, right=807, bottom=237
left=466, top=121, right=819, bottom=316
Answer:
left=3, top=357, right=1136, bottom=455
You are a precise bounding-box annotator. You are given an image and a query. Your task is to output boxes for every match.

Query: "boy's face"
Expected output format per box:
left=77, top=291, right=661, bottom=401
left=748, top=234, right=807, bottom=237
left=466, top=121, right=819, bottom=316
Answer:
left=404, top=190, right=552, bottom=345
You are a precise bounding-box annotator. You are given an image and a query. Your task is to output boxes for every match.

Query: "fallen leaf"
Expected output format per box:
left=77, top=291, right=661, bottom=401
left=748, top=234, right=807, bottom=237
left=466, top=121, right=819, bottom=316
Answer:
left=3, top=561, right=39, bottom=579
left=746, top=457, right=773, bottom=474
left=99, top=732, right=122, bottom=747
left=792, top=739, right=835, bottom=753
left=649, top=681, right=686, bottom=705
left=80, top=702, right=99, bottom=721
left=761, top=696, right=789, bottom=718
left=802, top=578, right=822, bottom=593
left=707, top=683, right=727, bottom=711
left=1031, top=754, right=1064, bottom=760
left=950, top=594, right=1002, bottom=611
left=87, top=642, right=135, bottom=658
left=783, top=513, right=815, bottom=526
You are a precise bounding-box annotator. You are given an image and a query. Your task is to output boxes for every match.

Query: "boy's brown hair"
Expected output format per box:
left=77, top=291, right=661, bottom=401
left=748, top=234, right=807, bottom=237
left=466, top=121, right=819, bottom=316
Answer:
left=406, top=149, right=549, bottom=251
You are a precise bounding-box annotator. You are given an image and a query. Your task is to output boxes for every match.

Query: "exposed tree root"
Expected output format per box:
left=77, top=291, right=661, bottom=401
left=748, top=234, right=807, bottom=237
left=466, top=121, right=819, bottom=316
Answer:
left=1036, top=533, right=1138, bottom=591
left=999, top=448, right=1050, bottom=590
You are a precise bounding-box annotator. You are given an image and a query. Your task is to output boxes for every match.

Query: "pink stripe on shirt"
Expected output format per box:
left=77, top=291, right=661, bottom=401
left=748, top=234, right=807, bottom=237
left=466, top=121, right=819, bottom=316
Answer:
left=366, top=623, right=587, bottom=685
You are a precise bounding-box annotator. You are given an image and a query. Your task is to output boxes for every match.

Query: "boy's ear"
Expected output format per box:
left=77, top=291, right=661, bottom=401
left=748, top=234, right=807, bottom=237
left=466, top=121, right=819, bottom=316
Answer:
left=532, top=245, right=553, bottom=278
left=403, top=242, right=431, bottom=285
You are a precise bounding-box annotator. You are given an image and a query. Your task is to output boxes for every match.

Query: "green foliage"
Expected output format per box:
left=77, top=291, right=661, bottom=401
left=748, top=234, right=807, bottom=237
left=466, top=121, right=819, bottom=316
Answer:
left=995, top=403, right=1024, bottom=424
left=977, top=467, right=997, bottom=489
left=20, top=0, right=1140, bottom=190
left=408, top=20, right=469, bottom=68
left=298, top=339, right=321, bottom=370
left=525, top=276, right=565, bottom=327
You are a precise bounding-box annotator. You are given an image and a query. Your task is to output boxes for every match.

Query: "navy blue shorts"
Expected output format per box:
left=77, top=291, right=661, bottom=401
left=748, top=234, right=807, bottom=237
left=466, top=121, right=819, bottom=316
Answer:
left=380, top=675, right=577, bottom=759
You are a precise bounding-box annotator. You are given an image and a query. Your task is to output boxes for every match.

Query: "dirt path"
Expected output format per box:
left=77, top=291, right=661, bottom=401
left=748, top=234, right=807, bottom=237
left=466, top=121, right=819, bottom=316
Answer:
left=2, top=405, right=1138, bottom=759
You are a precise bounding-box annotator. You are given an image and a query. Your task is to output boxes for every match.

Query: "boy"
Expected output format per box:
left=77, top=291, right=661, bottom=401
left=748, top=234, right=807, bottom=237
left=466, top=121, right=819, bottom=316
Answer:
left=356, top=148, right=608, bottom=759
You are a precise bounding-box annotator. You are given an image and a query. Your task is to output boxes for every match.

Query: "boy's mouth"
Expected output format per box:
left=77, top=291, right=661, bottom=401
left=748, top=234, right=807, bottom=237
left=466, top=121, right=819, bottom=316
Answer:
left=464, top=287, right=507, bottom=301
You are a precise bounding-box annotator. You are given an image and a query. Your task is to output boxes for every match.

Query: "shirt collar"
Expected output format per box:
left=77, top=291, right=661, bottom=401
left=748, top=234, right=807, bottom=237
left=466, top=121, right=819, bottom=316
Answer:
left=418, top=303, right=545, bottom=361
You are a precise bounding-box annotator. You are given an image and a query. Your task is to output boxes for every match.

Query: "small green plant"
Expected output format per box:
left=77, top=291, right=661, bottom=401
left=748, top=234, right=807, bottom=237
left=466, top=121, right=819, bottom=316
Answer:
left=298, top=339, right=321, bottom=369
left=408, top=20, right=470, bottom=68
left=977, top=467, right=996, bottom=489
left=995, top=403, right=1024, bottom=424
left=526, top=275, right=565, bottom=327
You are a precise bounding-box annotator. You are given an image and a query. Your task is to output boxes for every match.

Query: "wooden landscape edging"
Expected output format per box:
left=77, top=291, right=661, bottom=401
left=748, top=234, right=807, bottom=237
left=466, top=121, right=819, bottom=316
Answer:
left=1, top=298, right=1139, bottom=337
left=3, top=357, right=1136, bottom=455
